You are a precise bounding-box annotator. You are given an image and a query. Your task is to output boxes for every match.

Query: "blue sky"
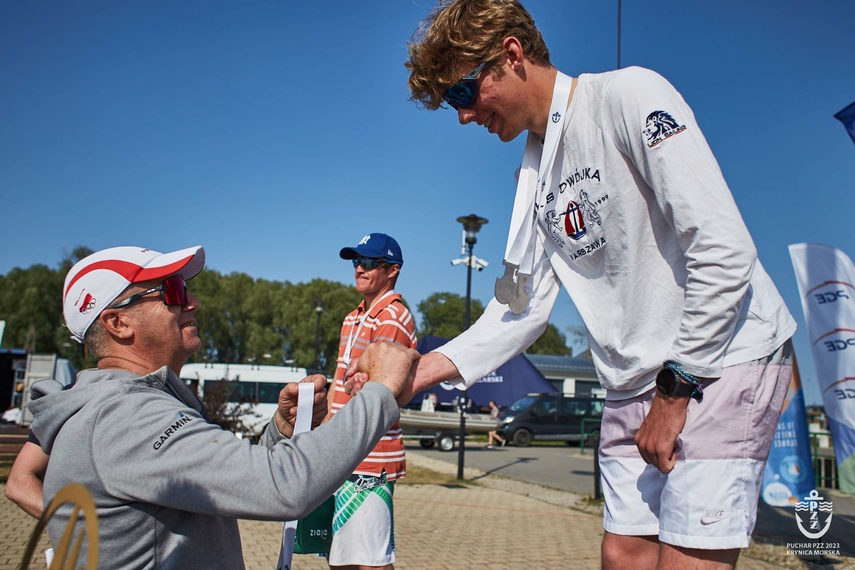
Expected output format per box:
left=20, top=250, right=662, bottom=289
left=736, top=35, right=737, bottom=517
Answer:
left=1, top=1, right=853, bottom=405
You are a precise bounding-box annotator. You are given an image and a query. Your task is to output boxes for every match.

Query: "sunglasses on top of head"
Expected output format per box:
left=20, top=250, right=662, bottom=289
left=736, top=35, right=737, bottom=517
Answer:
left=442, top=59, right=495, bottom=110
left=351, top=257, right=389, bottom=270
left=109, top=274, right=189, bottom=309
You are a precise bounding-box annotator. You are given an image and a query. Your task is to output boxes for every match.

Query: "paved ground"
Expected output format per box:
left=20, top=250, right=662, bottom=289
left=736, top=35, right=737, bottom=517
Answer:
left=2, top=421, right=854, bottom=570
left=412, top=441, right=855, bottom=559
left=4, top=444, right=855, bottom=569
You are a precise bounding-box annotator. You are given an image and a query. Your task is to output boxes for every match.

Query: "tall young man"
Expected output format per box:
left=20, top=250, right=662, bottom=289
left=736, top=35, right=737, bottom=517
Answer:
left=402, top=1, right=796, bottom=568
left=326, top=233, right=417, bottom=570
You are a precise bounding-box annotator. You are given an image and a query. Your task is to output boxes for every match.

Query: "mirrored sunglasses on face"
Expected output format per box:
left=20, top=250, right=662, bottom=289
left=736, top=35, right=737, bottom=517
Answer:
left=442, top=60, right=493, bottom=110
left=351, top=257, right=386, bottom=270
left=109, top=274, right=189, bottom=309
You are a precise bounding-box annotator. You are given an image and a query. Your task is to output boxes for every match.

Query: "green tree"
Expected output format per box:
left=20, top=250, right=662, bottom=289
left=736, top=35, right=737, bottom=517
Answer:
left=526, top=323, right=572, bottom=356
left=0, top=246, right=114, bottom=370
left=200, top=378, right=259, bottom=439
left=566, top=323, right=590, bottom=356
left=277, top=279, right=362, bottom=376
left=190, top=272, right=362, bottom=376
left=55, top=246, right=96, bottom=369
left=190, top=268, right=232, bottom=364
left=0, top=264, right=64, bottom=354
left=240, top=277, right=285, bottom=365
left=417, top=292, right=485, bottom=339
left=60, top=246, right=95, bottom=273
left=1, top=249, right=585, bottom=379
left=190, top=270, right=278, bottom=365
left=417, top=291, right=574, bottom=356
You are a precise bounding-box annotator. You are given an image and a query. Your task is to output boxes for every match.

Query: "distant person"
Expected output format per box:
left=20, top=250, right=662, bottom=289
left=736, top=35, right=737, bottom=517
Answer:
left=366, top=1, right=798, bottom=568
left=28, top=245, right=418, bottom=569
left=485, top=401, right=504, bottom=448
left=325, top=233, right=417, bottom=570
left=420, top=392, right=438, bottom=412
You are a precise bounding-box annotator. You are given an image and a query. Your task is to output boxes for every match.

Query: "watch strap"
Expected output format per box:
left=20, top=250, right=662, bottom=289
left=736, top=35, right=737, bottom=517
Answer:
left=663, top=361, right=704, bottom=403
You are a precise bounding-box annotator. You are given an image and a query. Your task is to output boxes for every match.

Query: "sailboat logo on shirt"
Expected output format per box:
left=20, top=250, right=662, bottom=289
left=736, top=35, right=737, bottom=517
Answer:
left=558, top=190, right=601, bottom=241
left=562, top=201, right=587, bottom=240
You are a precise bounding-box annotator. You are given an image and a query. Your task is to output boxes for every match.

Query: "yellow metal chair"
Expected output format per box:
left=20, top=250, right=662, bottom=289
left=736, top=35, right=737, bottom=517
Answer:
left=19, top=483, right=99, bottom=570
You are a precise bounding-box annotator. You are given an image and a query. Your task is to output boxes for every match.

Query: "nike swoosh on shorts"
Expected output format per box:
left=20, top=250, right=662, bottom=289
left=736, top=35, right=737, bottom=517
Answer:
left=700, top=510, right=729, bottom=525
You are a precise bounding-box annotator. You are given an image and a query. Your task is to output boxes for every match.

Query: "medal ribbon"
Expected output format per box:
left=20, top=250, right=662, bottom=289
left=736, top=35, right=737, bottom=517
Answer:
left=276, top=382, right=315, bottom=570
left=495, top=72, right=573, bottom=314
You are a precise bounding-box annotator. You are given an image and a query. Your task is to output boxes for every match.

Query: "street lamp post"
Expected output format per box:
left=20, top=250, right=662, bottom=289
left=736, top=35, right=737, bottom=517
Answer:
left=455, top=213, right=488, bottom=480
left=313, top=301, right=323, bottom=374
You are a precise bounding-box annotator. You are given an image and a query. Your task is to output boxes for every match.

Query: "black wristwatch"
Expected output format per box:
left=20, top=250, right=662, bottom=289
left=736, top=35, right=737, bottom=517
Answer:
left=655, top=367, right=697, bottom=399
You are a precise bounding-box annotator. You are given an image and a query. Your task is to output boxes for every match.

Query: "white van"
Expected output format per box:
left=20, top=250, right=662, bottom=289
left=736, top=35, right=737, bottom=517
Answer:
left=179, top=363, right=309, bottom=436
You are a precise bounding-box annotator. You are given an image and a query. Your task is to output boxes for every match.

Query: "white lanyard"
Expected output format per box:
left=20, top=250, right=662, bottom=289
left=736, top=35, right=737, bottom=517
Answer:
left=277, top=382, right=315, bottom=570
left=342, top=290, right=395, bottom=367
left=495, top=72, right=573, bottom=314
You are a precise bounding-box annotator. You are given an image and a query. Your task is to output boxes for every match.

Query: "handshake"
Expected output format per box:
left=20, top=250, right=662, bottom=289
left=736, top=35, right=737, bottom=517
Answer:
left=273, top=343, right=420, bottom=437
left=348, top=342, right=421, bottom=406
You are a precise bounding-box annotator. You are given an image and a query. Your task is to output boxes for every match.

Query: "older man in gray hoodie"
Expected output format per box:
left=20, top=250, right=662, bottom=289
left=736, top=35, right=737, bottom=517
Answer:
left=28, top=245, right=418, bottom=570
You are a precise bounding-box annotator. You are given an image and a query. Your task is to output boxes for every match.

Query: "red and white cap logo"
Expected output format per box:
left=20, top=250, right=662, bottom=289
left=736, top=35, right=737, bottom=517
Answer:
left=63, top=245, right=205, bottom=342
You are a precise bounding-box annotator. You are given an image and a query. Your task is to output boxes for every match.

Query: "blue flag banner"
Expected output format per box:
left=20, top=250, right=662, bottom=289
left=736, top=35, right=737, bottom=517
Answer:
left=762, top=355, right=815, bottom=506
left=834, top=101, right=855, bottom=146
left=790, top=243, right=855, bottom=494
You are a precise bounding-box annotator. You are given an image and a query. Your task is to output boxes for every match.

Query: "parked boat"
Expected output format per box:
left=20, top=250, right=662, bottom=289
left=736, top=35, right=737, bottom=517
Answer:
left=400, top=408, right=500, bottom=451
left=400, top=409, right=499, bottom=432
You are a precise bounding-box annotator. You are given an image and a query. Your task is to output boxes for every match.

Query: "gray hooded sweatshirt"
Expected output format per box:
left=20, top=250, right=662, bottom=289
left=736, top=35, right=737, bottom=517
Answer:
left=28, top=366, right=399, bottom=569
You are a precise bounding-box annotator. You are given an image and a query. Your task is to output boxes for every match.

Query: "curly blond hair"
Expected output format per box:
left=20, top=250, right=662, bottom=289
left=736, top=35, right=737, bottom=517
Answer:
left=406, top=0, right=551, bottom=110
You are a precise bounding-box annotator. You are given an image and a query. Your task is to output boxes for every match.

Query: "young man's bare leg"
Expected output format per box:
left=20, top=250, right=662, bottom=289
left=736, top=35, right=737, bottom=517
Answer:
left=601, top=532, right=658, bottom=570
left=331, top=565, right=393, bottom=570
left=657, top=544, right=739, bottom=570
left=602, top=534, right=739, bottom=570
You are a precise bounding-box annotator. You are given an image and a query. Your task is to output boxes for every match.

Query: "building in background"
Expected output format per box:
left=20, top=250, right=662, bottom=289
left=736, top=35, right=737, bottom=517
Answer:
left=524, top=353, right=601, bottom=396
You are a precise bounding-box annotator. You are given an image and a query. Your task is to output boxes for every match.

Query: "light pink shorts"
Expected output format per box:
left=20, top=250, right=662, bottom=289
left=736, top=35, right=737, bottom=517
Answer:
left=599, top=340, right=793, bottom=549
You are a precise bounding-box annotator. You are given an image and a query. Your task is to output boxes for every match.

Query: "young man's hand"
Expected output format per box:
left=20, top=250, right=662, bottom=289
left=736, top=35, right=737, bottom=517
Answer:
left=272, top=375, right=329, bottom=438
left=345, top=351, right=461, bottom=403
left=634, top=392, right=689, bottom=473
left=343, top=357, right=367, bottom=396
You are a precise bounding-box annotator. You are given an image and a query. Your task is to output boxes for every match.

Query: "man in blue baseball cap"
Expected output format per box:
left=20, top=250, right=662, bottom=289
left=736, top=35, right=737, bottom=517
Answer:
left=324, top=233, right=416, bottom=570
left=339, top=232, right=405, bottom=267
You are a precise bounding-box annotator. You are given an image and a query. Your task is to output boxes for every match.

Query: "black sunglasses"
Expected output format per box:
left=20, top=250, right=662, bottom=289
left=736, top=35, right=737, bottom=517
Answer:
left=109, top=274, right=189, bottom=309
left=442, top=60, right=494, bottom=110
left=351, top=257, right=388, bottom=270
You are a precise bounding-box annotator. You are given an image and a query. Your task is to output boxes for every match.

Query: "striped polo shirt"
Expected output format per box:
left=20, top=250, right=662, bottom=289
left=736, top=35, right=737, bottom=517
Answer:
left=329, top=291, right=417, bottom=481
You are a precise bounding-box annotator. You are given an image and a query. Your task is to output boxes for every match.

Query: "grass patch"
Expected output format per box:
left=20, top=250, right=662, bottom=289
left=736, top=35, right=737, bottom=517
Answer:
left=581, top=495, right=604, bottom=507
left=398, top=464, right=469, bottom=486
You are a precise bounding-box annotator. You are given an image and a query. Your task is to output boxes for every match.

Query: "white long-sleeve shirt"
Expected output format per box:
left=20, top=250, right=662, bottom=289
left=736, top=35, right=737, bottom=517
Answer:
left=438, top=67, right=795, bottom=399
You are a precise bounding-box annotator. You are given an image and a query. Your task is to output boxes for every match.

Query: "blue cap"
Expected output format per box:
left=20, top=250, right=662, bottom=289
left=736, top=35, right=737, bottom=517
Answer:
left=339, top=233, right=404, bottom=266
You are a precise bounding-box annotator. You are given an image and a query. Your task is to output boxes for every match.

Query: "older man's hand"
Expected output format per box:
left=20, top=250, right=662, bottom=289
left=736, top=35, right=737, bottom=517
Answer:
left=355, top=342, right=420, bottom=407
left=272, top=375, right=329, bottom=438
